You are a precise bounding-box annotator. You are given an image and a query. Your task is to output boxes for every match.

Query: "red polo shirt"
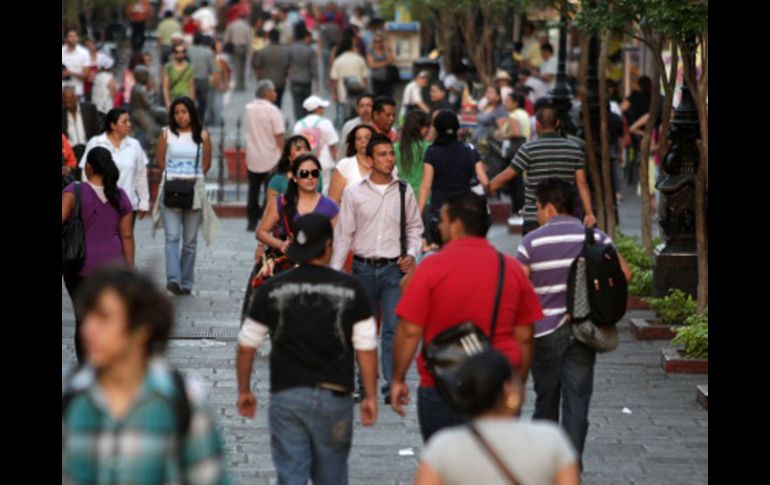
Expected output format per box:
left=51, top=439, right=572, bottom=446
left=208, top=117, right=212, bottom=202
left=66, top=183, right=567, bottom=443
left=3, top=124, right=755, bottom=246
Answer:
left=372, top=123, right=400, bottom=142
left=396, top=237, right=543, bottom=388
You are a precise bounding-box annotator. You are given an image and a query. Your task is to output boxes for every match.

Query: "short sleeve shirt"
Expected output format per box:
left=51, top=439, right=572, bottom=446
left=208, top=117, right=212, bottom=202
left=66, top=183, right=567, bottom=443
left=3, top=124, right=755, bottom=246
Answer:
left=424, top=141, right=481, bottom=211
left=62, top=45, right=91, bottom=96
left=243, top=99, right=285, bottom=173
left=329, top=52, right=368, bottom=102
left=292, top=115, right=340, bottom=171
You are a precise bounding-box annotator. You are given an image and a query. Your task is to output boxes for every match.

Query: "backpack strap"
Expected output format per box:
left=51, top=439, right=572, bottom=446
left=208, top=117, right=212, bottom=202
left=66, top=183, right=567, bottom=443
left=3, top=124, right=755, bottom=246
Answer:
left=398, top=180, right=406, bottom=257
left=488, top=251, right=505, bottom=338
left=170, top=368, right=192, bottom=441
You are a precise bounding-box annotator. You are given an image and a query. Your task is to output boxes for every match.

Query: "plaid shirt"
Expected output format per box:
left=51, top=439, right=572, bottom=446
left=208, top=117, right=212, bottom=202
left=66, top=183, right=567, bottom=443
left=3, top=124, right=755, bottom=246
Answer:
left=62, top=358, right=231, bottom=485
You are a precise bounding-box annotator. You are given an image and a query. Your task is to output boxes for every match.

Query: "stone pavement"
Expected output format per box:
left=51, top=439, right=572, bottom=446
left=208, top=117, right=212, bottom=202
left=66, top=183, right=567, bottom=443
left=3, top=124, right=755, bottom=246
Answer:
left=66, top=45, right=704, bottom=483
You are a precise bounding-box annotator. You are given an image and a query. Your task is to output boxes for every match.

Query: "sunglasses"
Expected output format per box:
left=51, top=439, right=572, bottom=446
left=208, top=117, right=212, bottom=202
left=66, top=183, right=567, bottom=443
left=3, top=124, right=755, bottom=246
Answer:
left=297, top=169, right=320, bottom=179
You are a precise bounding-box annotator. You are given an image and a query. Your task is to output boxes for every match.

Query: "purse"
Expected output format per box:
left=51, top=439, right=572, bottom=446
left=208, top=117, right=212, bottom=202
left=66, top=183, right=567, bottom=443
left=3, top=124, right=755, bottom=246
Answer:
left=163, top=141, right=200, bottom=209
left=423, top=251, right=505, bottom=412
left=62, top=182, right=85, bottom=275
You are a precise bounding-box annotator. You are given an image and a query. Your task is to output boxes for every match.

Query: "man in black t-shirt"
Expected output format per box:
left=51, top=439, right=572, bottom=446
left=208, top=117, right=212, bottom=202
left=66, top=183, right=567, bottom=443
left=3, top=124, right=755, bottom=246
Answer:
left=236, top=213, right=378, bottom=484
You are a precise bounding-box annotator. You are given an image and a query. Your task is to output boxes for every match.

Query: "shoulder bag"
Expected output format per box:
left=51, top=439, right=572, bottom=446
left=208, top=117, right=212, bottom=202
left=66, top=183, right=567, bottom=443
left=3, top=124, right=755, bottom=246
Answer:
left=62, top=182, right=86, bottom=274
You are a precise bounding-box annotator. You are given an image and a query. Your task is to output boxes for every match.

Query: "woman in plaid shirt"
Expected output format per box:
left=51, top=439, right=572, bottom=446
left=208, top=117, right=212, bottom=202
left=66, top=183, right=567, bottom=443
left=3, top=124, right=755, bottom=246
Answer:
left=62, top=268, right=230, bottom=485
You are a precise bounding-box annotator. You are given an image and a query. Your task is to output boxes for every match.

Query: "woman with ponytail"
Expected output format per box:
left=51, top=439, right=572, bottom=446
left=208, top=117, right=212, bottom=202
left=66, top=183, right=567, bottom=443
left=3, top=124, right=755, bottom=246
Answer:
left=62, top=146, right=134, bottom=363
left=256, top=154, right=339, bottom=267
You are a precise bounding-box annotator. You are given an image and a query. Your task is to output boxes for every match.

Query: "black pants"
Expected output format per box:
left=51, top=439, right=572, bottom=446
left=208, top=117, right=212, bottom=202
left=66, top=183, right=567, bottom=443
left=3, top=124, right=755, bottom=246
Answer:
left=63, top=272, right=86, bottom=364
left=290, top=81, right=312, bottom=122
left=508, top=176, right=525, bottom=214
left=372, top=79, right=393, bottom=97
left=130, top=21, right=146, bottom=53
left=247, top=171, right=269, bottom=230
left=194, top=78, right=210, bottom=125
left=274, top=85, right=285, bottom=110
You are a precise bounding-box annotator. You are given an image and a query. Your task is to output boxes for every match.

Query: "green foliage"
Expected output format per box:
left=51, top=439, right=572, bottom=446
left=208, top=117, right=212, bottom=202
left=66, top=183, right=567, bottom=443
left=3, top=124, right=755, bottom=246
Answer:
left=672, top=308, right=708, bottom=358
left=63, top=0, right=133, bottom=32
left=648, top=289, right=697, bottom=324
left=615, top=231, right=652, bottom=270
left=628, top=265, right=653, bottom=296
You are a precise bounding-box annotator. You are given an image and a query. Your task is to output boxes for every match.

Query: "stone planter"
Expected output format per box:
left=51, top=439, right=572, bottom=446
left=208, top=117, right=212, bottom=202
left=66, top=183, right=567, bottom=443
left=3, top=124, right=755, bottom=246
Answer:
left=697, top=385, right=708, bottom=410
left=660, top=348, right=708, bottom=374
left=629, top=318, right=681, bottom=340
left=627, top=296, right=650, bottom=310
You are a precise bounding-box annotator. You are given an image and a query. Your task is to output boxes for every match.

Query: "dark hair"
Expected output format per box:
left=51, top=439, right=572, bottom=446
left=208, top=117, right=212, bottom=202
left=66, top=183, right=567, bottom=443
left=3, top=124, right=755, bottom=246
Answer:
left=506, top=91, right=525, bottom=108
left=337, top=35, right=353, bottom=55
left=535, top=104, right=558, bottom=129
left=541, top=43, right=554, bottom=54
left=86, top=146, right=123, bottom=213
left=454, top=349, right=515, bottom=415
left=273, top=135, right=311, bottom=178
left=268, top=28, right=280, bottom=43
left=103, top=108, right=128, bottom=134
left=533, top=97, right=551, bottom=113
left=283, top=153, right=322, bottom=221
left=399, top=110, right=430, bottom=175
left=129, top=52, right=145, bottom=70
left=346, top=124, right=375, bottom=157
left=373, top=95, right=396, bottom=114
left=535, top=177, right=575, bottom=215
left=365, top=133, right=392, bottom=158
left=75, top=268, right=174, bottom=355
left=430, top=81, right=447, bottom=97
left=357, top=92, right=375, bottom=105
left=164, top=10, right=174, bottom=18
left=168, top=96, right=204, bottom=144
left=443, top=191, right=490, bottom=237
left=432, top=109, right=460, bottom=147
left=637, top=75, right=652, bottom=96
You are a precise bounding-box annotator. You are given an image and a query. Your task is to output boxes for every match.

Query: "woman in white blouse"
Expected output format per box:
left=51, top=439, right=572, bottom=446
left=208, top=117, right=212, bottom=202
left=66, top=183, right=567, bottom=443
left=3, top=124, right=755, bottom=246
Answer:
left=328, top=124, right=398, bottom=204
left=80, top=108, right=150, bottom=225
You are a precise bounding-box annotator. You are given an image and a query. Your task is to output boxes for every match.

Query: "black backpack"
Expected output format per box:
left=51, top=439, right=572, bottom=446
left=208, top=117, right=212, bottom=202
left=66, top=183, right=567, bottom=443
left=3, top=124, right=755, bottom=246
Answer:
left=567, top=227, right=628, bottom=327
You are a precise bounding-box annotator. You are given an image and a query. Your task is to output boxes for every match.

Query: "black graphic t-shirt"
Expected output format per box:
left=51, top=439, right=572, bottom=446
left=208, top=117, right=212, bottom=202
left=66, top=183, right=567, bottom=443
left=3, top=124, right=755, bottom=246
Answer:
left=248, top=265, right=373, bottom=393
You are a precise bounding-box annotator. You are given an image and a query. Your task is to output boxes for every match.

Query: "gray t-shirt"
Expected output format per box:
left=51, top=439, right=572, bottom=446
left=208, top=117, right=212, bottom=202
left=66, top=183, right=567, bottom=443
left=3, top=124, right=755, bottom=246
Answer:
left=421, top=418, right=577, bottom=485
left=187, top=45, right=217, bottom=81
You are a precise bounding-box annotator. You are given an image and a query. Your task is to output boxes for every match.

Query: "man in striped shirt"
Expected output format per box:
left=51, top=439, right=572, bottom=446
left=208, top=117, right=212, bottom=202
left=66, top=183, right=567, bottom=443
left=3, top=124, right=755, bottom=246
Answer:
left=488, top=105, right=596, bottom=235
left=516, top=178, right=631, bottom=469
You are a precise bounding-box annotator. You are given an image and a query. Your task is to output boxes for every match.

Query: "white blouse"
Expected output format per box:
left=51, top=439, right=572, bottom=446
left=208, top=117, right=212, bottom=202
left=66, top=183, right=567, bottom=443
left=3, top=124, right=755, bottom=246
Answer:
left=80, top=134, right=150, bottom=211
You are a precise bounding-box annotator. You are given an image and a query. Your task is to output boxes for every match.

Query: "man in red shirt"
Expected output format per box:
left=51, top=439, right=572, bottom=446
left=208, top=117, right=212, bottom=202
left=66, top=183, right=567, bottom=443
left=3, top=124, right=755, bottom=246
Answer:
left=390, top=191, right=543, bottom=442
left=371, top=96, right=400, bottom=142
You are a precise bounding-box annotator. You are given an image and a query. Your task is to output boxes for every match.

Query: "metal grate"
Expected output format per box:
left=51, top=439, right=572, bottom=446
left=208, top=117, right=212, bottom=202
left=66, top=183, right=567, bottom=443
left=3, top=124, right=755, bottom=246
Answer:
left=62, top=327, right=239, bottom=340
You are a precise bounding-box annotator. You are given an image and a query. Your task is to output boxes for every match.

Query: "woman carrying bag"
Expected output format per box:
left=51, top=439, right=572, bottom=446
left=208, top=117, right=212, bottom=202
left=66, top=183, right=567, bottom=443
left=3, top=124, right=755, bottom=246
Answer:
left=152, top=96, right=219, bottom=296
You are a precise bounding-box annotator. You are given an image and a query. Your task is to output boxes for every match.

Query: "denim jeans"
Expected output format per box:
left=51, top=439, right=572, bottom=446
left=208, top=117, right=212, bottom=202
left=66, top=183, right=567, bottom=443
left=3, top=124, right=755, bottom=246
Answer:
left=160, top=203, right=203, bottom=291
left=269, top=387, right=353, bottom=485
left=531, top=322, right=596, bottom=463
left=351, top=260, right=402, bottom=396
left=417, top=386, right=469, bottom=443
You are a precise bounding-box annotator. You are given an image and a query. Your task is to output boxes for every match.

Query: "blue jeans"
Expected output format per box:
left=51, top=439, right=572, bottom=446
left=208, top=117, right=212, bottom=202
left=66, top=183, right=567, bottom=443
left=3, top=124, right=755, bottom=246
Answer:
left=269, top=387, right=353, bottom=485
left=531, top=323, right=596, bottom=463
left=417, top=386, right=469, bottom=443
left=160, top=204, right=203, bottom=291
left=351, top=260, right=402, bottom=396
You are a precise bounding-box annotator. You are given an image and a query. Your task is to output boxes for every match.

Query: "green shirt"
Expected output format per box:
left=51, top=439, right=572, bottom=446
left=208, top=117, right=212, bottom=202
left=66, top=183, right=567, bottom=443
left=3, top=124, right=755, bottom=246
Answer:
left=165, top=62, right=194, bottom=101
left=157, top=18, right=182, bottom=46
left=267, top=172, right=323, bottom=194
left=394, top=139, right=430, bottom=198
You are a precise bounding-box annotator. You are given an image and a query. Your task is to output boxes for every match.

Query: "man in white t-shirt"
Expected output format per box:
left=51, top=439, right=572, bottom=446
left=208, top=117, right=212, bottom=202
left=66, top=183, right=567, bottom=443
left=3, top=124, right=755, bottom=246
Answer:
left=293, top=95, right=339, bottom=194
left=401, top=70, right=430, bottom=116
left=62, top=30, right=91, bottom=98
left=192, top=1, right=217, bottom=39
left=519, top=68, right=550, bottom=104
left=329, top=38, right=368, bottom=127
left=535, top=43, right=558, bottom=91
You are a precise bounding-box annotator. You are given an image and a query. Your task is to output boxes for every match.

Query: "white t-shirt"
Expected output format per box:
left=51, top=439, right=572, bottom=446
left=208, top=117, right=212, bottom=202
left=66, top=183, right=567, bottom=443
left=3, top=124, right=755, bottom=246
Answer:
left=336, top=155, right=397, bottom=187
left=292, top=114, right=339, bottom=171
left=62, top=45, right=91, bottom=96
left=192, top=7, right=217, bottom=35
left=525, top=76, right=550, bottom=103
left=401, top=80, right=424, bottom=115
left=329, top=52, right=368, bottom=103
left=540, top=56, right=558, bottom=90
left=421, top=418, right=577, bottom=485
left=91, top=72, right=114, bottom=114
left=79, top=134, right=150, bottom=211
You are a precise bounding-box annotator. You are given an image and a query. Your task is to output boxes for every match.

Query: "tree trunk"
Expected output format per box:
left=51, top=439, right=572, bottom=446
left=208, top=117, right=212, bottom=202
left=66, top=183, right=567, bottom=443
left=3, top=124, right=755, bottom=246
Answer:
left=456, top=8, right=496, bottom=86
left=658, top=40, right=679, bottom=175
left=436, top=10, right=458, bottom=74
left=597, top=33, right=615, bottom=237
left=578, top=34, right=606, bottom=229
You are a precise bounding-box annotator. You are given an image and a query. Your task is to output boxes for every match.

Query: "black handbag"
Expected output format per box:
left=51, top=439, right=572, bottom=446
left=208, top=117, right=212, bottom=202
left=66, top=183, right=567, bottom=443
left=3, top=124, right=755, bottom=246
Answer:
left=163, top=142, right=200, bottom=209
left=62, top=182, right=85, bottom=275
left=423, top=251, right=505, bottom=412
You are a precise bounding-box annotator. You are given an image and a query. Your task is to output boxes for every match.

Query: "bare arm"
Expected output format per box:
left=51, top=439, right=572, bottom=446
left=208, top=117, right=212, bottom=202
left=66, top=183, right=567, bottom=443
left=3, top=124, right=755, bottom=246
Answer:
left=617, top=251, right=633, bottom=283
left=620, top=98, right=631, bottom=113
left=327, top=169, right=347, bottom=205
left=629, top=113, right=649, bottom=137
left=188, top=74, right=195, bottom=101
left=474, top=161, right=489, bottom=187
left=156, top=129, right=167, bottom=171
left=417, top=163, right=434, bottom=213
left=328, top=144, right=337, bottom=162
left=414, top=462, right=443, bottom=485
left=513, top=324, right=534, bottom=384
left=356, top=349, right=378, bottom=426
left=390, top=319, right=424, bottom=416
left=202, top=131, right=212, bottom=174
left=574, top=169, right=596, bottom=226
left=236, top=345, right=258, bottom=418
left=275, top=134, right=285, bottom=152
left=555, top=463, right=581, bottom=485
left=256, top=198, right=288, bottom=252
left=489, top=166, right=517, bottom=193
left=119, top=212, right=135, bottom=269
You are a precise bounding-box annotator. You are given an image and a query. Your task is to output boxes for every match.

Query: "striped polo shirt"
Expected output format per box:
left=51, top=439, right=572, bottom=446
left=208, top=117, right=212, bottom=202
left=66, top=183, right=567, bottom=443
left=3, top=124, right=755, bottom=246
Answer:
left=510, top=132, right=585, bottom=224
left=516, top=215, right=612, bottom=337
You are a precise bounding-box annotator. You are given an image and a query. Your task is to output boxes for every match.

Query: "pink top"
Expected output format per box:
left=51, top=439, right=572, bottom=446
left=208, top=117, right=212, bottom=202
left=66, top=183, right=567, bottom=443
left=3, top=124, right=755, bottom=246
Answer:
left=243, top=99, right=285, bottom=173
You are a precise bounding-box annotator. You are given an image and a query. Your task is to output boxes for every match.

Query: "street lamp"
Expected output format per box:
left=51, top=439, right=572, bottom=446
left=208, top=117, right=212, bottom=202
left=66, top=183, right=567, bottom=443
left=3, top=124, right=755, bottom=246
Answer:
left=548, top=0, right=576, bottom=135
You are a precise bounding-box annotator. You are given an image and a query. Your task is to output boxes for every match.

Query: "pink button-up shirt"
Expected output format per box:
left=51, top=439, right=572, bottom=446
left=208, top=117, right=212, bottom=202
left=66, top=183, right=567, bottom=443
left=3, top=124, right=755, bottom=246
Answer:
left=243, top=99, right=284, bottom=173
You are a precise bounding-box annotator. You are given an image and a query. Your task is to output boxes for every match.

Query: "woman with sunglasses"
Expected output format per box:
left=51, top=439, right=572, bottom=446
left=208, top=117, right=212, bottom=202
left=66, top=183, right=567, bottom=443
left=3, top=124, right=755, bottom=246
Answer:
left=163, top=45, right=195, bottom=111
left=257, top=154, right=339, bottom=264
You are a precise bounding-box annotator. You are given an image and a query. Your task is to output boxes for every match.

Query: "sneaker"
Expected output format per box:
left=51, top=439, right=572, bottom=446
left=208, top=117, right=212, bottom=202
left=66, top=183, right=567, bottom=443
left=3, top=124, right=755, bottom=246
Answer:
left=166, top=282, right=182, bottom=295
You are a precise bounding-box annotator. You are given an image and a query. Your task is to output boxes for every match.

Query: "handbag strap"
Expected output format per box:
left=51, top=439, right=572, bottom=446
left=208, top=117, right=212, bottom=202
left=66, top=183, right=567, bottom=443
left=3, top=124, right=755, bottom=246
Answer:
left=399, top=180, right=406, bottom=257
left=74, top=182, right=81, bottom=218
left=468, top=423, right=520, bottom=485
left=489, top=251, right=505, bottom=338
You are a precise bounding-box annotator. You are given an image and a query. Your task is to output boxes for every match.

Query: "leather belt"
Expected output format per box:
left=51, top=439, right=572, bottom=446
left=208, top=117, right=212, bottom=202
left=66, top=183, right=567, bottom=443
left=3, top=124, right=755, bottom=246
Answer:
left=353, top=255, right=399, bottom=266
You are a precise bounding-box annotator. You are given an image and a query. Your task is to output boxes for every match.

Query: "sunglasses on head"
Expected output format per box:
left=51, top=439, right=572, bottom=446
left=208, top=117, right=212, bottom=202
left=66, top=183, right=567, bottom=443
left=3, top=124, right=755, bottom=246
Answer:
left=297, top=169, right=320, bottom=179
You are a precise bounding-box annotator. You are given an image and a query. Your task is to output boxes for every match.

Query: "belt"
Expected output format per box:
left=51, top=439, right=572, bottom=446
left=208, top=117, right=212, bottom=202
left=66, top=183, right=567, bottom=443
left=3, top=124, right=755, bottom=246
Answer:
left=353, top=255, right=399, bottom=266
left=316, top=383, right=350, bottom=398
